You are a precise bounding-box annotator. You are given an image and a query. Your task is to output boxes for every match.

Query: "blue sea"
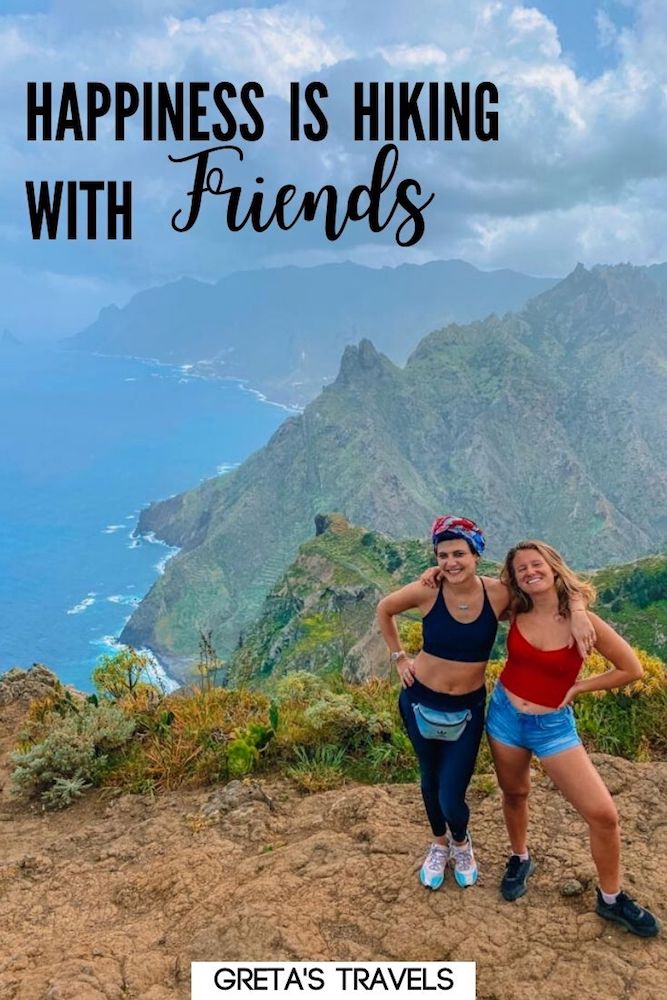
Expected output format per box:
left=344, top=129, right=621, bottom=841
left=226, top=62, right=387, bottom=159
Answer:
left=0, top=346, right=286, bottom=690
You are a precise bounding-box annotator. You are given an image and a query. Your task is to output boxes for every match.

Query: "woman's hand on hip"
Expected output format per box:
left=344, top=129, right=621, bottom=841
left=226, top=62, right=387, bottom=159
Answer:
left=558, top=684, right=579, bottom=708
left=398, top=658, right=417, bottom=687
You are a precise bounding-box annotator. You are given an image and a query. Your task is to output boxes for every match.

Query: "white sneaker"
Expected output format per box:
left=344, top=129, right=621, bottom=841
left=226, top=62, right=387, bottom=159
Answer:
left=450, top=832, right=478, bottom=887
left=419, top=842, right=449, bottom=890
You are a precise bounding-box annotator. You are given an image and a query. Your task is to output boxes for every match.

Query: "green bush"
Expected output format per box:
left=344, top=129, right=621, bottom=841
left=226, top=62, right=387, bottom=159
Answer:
left=227, top=739, right=259, bottom=777
left=92, top=647, right=152, bottom=699
left=11, top=701, right=135, bottom=808
left=286, top=744, right=347, bottom=791
left=571, top=649, right=667, bottom=759
left=303, top=696, right=366, bottom=743
left=274, top=671, right=328, bottom=703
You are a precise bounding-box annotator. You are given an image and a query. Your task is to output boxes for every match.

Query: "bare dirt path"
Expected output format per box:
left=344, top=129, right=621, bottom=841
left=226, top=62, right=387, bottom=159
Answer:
left=1, top=679, right=665, bottom=1000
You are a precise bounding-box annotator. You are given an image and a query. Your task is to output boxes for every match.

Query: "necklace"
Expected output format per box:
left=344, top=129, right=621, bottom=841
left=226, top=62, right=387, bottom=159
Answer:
left=457, top=602, right=470, bottom=610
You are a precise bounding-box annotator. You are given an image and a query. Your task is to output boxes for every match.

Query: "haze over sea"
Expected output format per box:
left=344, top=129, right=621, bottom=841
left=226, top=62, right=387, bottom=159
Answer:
left=0, top=345, right=286, bottom=690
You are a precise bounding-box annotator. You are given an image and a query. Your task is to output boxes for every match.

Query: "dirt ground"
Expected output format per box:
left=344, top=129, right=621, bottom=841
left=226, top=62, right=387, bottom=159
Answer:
left=1, top=671, right=665, bottom=1000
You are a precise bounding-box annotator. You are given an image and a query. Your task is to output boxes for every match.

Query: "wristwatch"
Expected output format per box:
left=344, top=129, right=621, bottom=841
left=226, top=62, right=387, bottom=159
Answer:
left=390, top=651, right=407, bottom=662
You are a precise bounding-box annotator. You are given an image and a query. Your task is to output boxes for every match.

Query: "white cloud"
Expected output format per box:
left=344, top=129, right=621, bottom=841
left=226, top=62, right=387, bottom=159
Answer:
left=3, top=0, right=667, bottom=336
left=379, top=44, right=449, bottom=69
left=508, top=6, right=561, bottom=59
left=596, top=9, right=618, bottom=49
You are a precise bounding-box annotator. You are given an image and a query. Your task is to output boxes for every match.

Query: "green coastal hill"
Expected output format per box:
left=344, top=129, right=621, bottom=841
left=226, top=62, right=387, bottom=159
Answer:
left=229, top=516, right=666, bottom=687
left=121, top=263, right=667, bottom=675
left=68, top=259, right=555, bottom=407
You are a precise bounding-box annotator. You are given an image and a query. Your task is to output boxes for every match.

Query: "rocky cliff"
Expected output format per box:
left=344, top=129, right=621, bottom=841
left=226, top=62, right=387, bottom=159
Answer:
left=121, top=263, right=667, bottom=672
left=0, top=671, right=665, bottom=1000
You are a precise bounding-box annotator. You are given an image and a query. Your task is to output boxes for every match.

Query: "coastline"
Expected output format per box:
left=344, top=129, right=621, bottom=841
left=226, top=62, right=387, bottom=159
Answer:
left=72, top=346, right=306, bottom=414
left=60, top=346, right=296, bottom=688
left=0, top=346, right=286, bottom=691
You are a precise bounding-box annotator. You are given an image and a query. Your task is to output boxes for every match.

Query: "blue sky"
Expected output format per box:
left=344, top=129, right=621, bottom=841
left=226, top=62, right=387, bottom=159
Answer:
left=535, top=1, right=635, bottom=76
left=2, top=1, right=666, bottom=339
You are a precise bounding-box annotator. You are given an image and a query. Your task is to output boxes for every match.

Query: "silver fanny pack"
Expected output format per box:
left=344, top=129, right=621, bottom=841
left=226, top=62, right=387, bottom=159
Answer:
left=413, top=703, right=472, bottom=741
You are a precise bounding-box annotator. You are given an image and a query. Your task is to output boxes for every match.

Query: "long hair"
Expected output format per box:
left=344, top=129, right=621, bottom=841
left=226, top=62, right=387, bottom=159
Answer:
left=501, top=540, right=596, bottom=617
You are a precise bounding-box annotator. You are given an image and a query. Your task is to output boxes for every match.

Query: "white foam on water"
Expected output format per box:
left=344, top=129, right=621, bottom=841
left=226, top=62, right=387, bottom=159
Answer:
left=216, top=462, right=240, bottom=475
left=137, top=647, right=180, bottom=692
left=93, top=634, right=122, bottom=649
left=134, top=529, right=180, bottom=574
left=155, top=552, right=177, bottom=575
left=102, top=524, right=124, bottom=534
left=107, top=594, right=141, bottom=607
left=66, top=593, right=97, bottom=615
left=124, top=377, right=137, bottom=382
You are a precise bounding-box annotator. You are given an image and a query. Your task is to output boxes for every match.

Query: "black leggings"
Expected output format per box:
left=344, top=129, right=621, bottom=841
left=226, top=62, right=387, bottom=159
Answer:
left=399, top=678, right=486, bottom=842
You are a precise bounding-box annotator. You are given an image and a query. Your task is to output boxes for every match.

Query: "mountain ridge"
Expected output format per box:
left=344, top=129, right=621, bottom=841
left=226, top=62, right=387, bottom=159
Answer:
left=120, top=263, right=667, bottom=673
left=68, top=259, right=557, bottom=406
left=229, top=515, right=667, bottom=688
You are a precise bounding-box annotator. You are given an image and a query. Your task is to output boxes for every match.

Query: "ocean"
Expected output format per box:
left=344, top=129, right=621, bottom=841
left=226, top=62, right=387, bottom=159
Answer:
left=0, top=345, right=287, bottom=691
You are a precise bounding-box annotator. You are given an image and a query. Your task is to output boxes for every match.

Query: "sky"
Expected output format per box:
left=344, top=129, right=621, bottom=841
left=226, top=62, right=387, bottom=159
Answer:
left=2, top=0, right=667, bottom=339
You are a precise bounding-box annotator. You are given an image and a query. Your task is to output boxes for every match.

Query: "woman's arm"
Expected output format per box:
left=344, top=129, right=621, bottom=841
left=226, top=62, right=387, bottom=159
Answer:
left=558, top=613, right=643, bottom=706
left=419, top=565, right=440, bottom=588
left=376, top=581, right=429, bottom=686
left=486, top=578, right=596, bottom=655
left=568, top=604, right=597, bottom=658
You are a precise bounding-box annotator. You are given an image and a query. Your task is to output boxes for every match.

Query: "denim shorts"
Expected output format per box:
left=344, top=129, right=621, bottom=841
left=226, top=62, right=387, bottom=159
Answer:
left=486, top=681, right=582, bottom=758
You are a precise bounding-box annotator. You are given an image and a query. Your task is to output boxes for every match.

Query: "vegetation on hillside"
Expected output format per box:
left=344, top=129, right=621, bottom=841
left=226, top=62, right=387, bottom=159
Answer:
left=10, top=640, right=667, bottom=810
left=122, top=264, right=667, bottom=667
left=228, top=518, right=665, bottom=686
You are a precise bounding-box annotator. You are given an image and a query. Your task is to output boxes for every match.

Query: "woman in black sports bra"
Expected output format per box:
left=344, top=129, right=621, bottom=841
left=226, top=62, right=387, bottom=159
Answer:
left=376, top=514, right=594, bottom=893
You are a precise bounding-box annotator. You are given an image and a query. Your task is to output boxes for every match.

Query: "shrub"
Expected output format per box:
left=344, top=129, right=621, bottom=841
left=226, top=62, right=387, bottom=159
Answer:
left=274, top=671, right=328, bottom=704
left=226, top=722, right=275, bottom=777
left=398, top=619, right=423, bottom=656
left=286, top=744, right=347, bottom=792
left=573, top=649, right=667, bottom=758
left=92, top=647, right=152, bottom=700
left=350, top=729, right=419, bottom=784
left=303, top=696, right=366, bottom=743
left=11, top=701, right=135, bottom=808
left=272, top=673, right=394, bottom=757
left=111, top=687, right=273, bottom=791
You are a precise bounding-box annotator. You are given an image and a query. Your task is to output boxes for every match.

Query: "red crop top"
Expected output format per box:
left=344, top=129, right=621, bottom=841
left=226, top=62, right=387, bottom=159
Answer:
left=499, top=619, right=583, bottom=709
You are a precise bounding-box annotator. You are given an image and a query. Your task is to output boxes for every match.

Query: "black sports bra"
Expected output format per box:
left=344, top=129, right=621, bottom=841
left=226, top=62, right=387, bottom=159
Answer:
left=421, top=580, right=498, bottom=663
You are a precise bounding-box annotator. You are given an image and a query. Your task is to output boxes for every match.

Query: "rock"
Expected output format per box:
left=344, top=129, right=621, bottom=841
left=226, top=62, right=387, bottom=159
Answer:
left=0, top=664, right=61, bottom=706
left=343, top=624, right=391, bottom=683
left=560, top=878, right=585, bottom=896
left=200, top=779, right=276, bottom=818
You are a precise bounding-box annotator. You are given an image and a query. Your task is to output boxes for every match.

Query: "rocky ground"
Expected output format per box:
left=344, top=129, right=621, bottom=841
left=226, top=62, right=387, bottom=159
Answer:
left=0, top=674, right=665, bottom=1000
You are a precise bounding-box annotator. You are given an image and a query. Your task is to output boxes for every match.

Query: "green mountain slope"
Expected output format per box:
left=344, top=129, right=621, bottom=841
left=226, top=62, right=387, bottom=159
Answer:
left=68, top=260, right=556, bottom=407
left=121, top=263, right=667, bottom=675
left=593, top=556, right=667, bottom=658
left=229, top=519, right=666, bottom=687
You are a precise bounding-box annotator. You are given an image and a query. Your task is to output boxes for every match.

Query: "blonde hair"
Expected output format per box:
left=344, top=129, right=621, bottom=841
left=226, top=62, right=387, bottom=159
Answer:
left=501, top=540, right=596, bottom=618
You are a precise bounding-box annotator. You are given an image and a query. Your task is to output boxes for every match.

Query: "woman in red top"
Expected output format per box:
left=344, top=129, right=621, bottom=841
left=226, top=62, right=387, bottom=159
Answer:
left=486, top=540, right=660, bottom=936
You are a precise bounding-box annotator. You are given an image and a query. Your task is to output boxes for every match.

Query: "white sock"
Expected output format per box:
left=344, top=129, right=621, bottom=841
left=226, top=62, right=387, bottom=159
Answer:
left=600, top=889, right=620, bottom=905
left=516, top=851, right=529, bottom=862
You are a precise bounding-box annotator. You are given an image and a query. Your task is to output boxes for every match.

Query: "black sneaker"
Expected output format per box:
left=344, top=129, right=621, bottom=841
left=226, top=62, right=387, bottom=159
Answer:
left=596, top=889, right=662, bottom=938
left=500, top=854, right=535, bottom=901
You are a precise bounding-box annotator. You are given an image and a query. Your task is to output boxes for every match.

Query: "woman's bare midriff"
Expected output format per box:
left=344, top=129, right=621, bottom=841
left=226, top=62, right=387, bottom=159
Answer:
left=413, top=650, right=487, bottom=694
left=502, top=686, right=558, bottom=714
